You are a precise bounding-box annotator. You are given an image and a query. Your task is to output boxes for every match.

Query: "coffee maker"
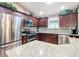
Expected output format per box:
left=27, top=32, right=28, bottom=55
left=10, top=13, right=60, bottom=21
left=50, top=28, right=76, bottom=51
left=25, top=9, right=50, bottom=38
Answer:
left=71, top=26, right=78, bottom=34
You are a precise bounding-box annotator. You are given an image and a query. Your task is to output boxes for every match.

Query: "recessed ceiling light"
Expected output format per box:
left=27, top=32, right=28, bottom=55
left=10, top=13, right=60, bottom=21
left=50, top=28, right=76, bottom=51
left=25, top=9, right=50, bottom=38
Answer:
left=45, top=1, right=54, bottom=4
left=60, top=5, right=66, bottom=10
left=40, top=11, right=43, bottom=15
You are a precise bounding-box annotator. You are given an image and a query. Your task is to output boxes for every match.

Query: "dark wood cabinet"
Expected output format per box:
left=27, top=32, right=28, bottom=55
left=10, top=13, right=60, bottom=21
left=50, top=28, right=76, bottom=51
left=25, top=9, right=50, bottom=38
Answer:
left=35, top=33, right=45, bottom=41
left=32, top=17, right=39, bottom=27
left=21, top=35, right=27, bottom=44
left=35, top=33, right=40, bottom=40
left=39, top=18, right=48, bottom=27
left=39, top=33, right=46, bottom=41
left=29, top=17, right=48, bottom=27
left=36, top=33, right=58, bottom=44
left=69, top=13, right=78, bottom=27
left=24, top=16, right=48, bottom=27
left=59, top=15, right=68, bottom=27
left=59, top=13, right=78, bottom=27
left=28, top=16, right=39, bottom=27
left=45, top=34, right=58, bottom=44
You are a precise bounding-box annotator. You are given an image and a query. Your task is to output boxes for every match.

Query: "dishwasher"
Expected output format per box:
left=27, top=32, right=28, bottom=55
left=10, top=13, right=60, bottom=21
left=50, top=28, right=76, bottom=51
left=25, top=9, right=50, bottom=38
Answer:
left=58, top=35, right=70, bottom=44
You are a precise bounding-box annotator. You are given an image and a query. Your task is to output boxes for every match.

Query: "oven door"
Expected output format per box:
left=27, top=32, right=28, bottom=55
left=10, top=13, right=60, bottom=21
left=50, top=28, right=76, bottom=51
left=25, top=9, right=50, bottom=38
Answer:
left=27, top=34, right=35, bottom=42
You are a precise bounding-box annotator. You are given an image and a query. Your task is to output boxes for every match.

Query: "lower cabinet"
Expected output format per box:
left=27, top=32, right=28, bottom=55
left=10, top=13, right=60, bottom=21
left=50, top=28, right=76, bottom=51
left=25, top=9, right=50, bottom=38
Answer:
left=36, top=33, right=58, bottom=44
left=35, top=33, right=45, bottom=41
left=45, top=34, right=58, bottom=44
left=21, top=35, right=27, bottom=44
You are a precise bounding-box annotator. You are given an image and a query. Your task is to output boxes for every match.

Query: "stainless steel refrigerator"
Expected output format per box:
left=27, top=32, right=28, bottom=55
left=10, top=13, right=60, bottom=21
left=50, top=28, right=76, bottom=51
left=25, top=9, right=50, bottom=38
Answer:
left=0, top=13, right=22, bottom=48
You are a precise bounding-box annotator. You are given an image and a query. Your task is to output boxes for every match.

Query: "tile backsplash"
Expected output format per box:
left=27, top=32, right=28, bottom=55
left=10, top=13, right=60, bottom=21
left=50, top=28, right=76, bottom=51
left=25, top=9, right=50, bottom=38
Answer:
left=22, top=27, right=75, bottom=34
left=38, top=27, right=72, bottom=34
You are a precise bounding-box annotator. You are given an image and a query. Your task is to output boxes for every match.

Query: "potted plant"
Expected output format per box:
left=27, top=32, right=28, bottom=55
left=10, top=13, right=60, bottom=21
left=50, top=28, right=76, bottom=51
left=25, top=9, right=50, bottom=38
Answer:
left=59, top=9, right=73, bottom=16
left=0, top=2, right=17, bottom=11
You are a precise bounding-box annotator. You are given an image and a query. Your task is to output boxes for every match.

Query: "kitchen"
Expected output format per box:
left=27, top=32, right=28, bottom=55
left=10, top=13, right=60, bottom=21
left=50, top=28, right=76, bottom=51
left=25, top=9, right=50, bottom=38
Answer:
left=0, top=2, right=79, bottom=57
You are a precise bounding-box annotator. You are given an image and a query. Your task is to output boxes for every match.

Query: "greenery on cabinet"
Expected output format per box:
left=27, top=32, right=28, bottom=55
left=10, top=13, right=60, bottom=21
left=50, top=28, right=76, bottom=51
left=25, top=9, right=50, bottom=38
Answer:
left=0, top=2, right=17, bottom=11
left=59, top=9, right=73, bottom=16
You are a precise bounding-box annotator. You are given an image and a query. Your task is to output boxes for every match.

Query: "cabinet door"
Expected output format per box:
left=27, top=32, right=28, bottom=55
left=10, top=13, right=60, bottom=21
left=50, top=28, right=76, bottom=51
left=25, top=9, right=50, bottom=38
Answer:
left=22, top=35, right=27, bottom=44
left=45, top=34, right=58, bottom=44
left=32, top=17, right=39, bottom=27
left=36, top=33, right=46, bottom=41
left=69, top=13, right=77, bottom=27
left=40, top=33, right=46, bottom=41
left=59, top=15, right=68, bottom=27
left=42, top=19, right=47, bottom=27
left=36, top=33, right=58, bottom=44
left=59, top=13, right=78, bottom=27
left=66, top=15, right=70, bottom=27
left=35, top=33, right=40, bottom=40
left=39, top=18, right=47, bottom=27
left=39, top=20, right=42, bottom=27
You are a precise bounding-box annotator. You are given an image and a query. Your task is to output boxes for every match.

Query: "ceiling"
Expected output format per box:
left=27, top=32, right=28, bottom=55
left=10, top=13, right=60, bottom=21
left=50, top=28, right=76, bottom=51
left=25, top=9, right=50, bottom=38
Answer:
left=18, top=2, right=79, bottom=17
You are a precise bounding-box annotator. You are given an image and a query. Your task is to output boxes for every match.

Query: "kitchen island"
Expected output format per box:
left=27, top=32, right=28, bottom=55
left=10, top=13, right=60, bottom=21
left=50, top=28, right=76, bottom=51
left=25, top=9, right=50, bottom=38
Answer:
left=6, top=40, right=79, bottom=57
left=36, top=32, right=79, bottom=44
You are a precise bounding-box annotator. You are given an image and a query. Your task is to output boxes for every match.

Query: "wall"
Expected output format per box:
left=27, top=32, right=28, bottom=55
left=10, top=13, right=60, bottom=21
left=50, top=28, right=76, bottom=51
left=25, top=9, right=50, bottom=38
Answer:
left=13, top=2, right=31, bottom=15
left=13, top=3, right=74, bottom=34
left=38, top=27, right=71, bottom=34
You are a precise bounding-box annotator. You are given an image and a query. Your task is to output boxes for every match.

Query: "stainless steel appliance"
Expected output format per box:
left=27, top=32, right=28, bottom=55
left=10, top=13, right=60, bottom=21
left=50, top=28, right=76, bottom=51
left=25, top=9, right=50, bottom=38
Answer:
left=22, top=30, right=36, bottom=42
left=58, top=35, right=70, bottom=44
left=27, top=33, right=36, bottom=42
left=71, top=27, right=78, bottom=34
left=0, top=13, right=22, bottom=48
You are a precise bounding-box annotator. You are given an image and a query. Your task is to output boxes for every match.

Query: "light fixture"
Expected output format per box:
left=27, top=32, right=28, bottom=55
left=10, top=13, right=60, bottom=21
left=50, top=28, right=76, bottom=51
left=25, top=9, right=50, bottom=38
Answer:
left=60, top=5, right=66, bottom=10
left=39, top=11, right=43, bottom=15
left=45, top=1, right=54, bottom=4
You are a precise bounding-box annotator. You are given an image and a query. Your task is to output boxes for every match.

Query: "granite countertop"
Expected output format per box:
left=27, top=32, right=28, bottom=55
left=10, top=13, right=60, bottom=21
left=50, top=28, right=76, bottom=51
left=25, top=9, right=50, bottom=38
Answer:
left=22, top=33, right=36, bottom=36
left=6, top=40, right=79, bottom=57
left=36, top=32, right=79, bottom=36
left=22, top=34, right=27, bottom=36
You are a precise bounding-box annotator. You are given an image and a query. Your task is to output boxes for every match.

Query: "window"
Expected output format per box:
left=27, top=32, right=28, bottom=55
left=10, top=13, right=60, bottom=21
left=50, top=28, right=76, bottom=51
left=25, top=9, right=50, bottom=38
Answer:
left=48, top=17, right=59, bottom=29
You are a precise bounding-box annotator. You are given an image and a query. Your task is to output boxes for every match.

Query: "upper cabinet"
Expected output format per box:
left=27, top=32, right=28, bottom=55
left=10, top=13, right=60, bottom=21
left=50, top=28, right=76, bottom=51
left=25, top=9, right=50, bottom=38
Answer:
left=39, top=17, right=48, bottom=27
left=32, top=17, right=39, bottom=27
left=69, top=13, right=78, bottom=27
left=59, top=13, right=78, bottom=27
left=31, top=17, right=48, bottom=27
left=59, top=15, right=68, bottom=27
left=23, top=17, right=39, bottom=27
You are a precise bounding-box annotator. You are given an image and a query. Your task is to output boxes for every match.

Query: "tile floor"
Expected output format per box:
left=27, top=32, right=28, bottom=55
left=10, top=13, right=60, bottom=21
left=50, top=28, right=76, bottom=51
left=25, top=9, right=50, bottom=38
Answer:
left=0, top=48, right=8, bottom=57
left=0, top=40, right=21, bottom=57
